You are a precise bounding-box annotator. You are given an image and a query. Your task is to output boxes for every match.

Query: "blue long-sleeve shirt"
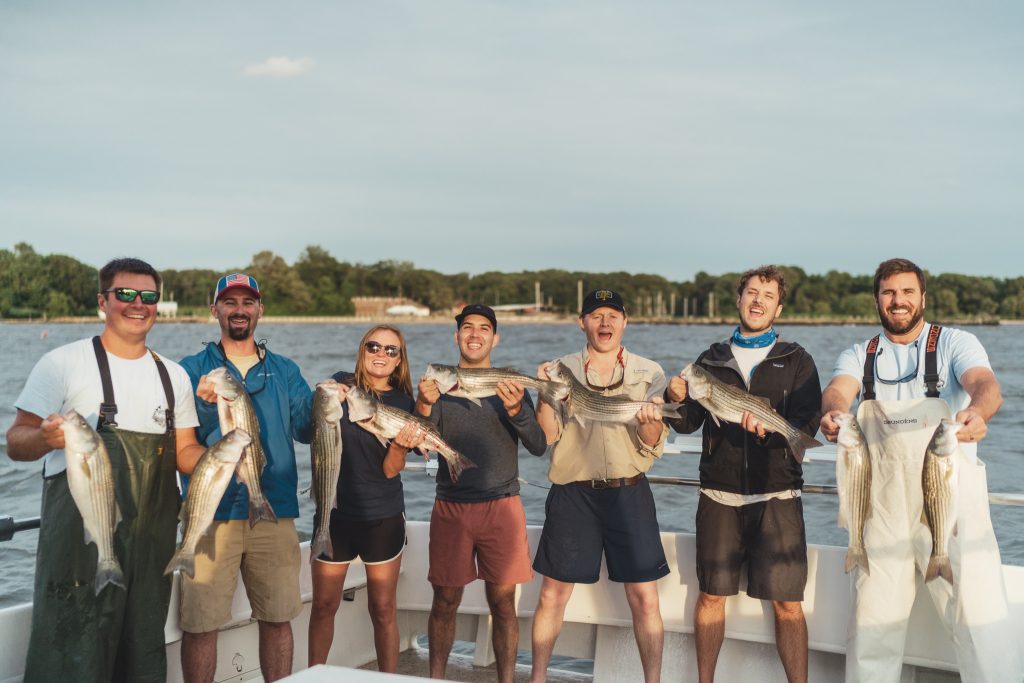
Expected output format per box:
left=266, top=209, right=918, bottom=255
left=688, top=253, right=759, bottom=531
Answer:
left=180, top=342, right=313, bottom=520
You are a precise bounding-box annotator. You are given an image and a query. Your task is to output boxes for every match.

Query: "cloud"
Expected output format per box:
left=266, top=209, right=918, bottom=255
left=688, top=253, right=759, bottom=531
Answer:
left=243, top=56, right=316, bottom=78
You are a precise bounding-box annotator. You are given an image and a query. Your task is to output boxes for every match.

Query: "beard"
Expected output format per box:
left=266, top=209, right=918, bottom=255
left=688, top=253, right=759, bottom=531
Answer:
left=223, top=315, right=254, bottom=341
left=879, top=305, right=924, bottom=336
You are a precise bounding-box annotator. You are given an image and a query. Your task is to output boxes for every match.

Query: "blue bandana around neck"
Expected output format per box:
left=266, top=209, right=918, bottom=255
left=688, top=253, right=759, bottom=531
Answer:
left=731, top=326, right=777, bottom=349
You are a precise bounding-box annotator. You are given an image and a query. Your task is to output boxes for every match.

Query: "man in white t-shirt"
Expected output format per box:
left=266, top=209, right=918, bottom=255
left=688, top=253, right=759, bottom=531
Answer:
left=820, top=257, right=1016, bottom=682
left=6, top=257, right=204, bottom=683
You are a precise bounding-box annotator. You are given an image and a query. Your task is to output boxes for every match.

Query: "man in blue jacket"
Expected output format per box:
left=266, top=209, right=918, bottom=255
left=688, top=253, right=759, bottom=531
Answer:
left=177, top=273, right=313, bottom=683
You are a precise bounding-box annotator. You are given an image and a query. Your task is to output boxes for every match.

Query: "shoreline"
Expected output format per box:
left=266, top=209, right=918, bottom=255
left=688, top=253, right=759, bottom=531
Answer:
left=0, top=315, right=1007, bottom=326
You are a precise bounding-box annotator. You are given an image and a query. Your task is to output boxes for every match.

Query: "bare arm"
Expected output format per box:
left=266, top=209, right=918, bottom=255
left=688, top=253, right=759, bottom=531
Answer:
left=5, top=409, right=64, bottom=462
left=175, top=427, right=207, bottom=475
left=956, top=367, right=1002, bottom=443
left=819, top=375, right=861, bottom=443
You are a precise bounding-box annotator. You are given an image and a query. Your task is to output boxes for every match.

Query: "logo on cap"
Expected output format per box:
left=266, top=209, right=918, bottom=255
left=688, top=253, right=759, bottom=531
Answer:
left=595, top=290, right=614, bottom=301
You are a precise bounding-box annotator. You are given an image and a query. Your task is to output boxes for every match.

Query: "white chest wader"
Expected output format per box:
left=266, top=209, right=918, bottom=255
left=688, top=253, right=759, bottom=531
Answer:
left=847, top=397, right=1020, bottom=682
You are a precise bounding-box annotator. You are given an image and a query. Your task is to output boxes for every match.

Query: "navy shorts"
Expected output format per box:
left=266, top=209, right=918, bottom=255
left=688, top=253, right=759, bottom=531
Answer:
left=533, top=477, right=669, bottom=584
left=323, top=512, right=406, bottom=565
left=695, top=494, right=807, bottom=601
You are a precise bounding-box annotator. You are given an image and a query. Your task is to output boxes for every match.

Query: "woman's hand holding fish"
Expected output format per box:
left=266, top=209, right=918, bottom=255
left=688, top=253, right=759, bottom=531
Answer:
left=334, top=382, right=349, bottom=404
left=667, top=373, right=688, bottom=403
left=392, top=422, right=427, bottom=451
left=740, top=411, right=768, bottom=439
left=954, top=408, right=987, bottom=442
left=495, top=380, right=525, bottom=418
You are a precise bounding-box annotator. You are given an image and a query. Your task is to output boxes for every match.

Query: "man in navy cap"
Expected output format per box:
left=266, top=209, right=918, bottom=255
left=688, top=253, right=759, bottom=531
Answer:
left=177, top=273, right=313, bottom=683
left=416, top=304, right=548, bottom=683
left=530, top=289, right=670, bottom=683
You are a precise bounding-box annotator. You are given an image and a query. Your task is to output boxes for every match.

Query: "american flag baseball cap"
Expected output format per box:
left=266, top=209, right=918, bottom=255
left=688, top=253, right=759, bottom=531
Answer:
left=214, top=273, right=261, bottom=301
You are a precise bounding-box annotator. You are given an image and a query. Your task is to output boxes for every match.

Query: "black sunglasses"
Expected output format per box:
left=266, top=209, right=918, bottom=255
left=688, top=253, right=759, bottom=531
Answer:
left=103, top=287, right=160, bottom=305
left=364, top=341, right=401, bottom=358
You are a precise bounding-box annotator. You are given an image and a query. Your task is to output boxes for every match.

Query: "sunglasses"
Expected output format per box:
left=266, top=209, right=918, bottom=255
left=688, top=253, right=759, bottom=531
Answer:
left=103, top=287, right=160, bottom=305
left=364, top=341, right=401, bottom=358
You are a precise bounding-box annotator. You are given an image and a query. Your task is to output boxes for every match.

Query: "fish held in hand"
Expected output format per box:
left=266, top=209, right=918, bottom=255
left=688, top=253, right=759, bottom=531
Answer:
left=681, top=363, right=822, bottom=462
left=923, top=419, right=962, bottom=585
left=165, top=428, right=251, bottom=578
left=545, top=360, right=681, bottom=427
left=835, top=413, right=871, bottom=575
left=423, top=363, right=549, bottom=406
left=346, top=387, right=476, bottom=482
left=310, top=380, right=343, bottom=562
left=206, top=366, right=277, bottom=527
left=59, top=409, right=126, bottom=594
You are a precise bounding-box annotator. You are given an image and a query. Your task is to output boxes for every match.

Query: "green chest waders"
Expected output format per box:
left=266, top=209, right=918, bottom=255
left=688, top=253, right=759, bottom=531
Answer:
left=24, top=337, right=180, bottom=683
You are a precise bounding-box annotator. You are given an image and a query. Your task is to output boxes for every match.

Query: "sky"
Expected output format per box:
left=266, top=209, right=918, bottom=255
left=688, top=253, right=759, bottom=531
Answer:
left=2, top=1, right=1022, bottom=281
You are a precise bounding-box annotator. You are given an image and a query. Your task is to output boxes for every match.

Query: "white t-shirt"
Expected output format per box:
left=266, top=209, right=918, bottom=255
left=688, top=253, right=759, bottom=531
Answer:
left=832, top=323, right=991, bottom=413
left=15, top=338, right=200, bottom=476
left=731, top=340, right=775, bottom=387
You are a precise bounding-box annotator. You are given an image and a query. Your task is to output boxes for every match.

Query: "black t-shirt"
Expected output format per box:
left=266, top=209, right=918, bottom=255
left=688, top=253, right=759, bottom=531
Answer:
left=332, top=371, right=414, bottom=520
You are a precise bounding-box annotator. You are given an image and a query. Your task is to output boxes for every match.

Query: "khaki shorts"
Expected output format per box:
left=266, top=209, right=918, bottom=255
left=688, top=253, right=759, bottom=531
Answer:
left=428, top=496, right=534, bottom=587
left=179, top=519, right=302, bottom=633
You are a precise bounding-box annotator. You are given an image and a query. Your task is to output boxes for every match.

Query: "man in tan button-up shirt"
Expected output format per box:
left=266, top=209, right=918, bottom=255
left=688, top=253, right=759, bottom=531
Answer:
left=529, top=289, right=669, bottom=683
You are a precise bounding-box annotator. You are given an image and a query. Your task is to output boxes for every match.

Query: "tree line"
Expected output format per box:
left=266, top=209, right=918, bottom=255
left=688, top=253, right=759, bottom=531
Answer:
left=3, top=242, right=1023, bottom=321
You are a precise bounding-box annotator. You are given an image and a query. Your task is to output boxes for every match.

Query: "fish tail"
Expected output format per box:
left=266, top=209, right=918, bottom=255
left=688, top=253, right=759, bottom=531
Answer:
left=310, top=534, right=326, bottom=564
left=845, top=548, right=870, bottom=576
left=786, top=431, right=823, bottom=463
left=164, top=549, right=196, bottom=579
left=95, top=558, right=126, bottom=594
left=660, top=403, right=684, bottom=420
left=925, top=555, right=954, bottom=584
left=443, top=450, right=477, bottom=483
left=248, top=497, right=278, bottom=528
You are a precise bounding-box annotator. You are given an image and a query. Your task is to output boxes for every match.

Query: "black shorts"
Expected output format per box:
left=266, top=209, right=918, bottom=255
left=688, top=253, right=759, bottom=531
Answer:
left=321, top=512, right=406, bottom=565
left=533, top=477, right=670, bottom=584
left=695, top=494, right=807, bottom=601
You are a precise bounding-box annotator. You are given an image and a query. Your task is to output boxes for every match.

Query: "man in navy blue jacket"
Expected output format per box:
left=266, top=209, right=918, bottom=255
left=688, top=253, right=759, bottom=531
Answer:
left=177, top=273, right=313, bottom=683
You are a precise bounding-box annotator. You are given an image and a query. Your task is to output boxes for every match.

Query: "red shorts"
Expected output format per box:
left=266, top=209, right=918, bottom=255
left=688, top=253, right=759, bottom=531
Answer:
left=427, top=496, right=534, bottom=587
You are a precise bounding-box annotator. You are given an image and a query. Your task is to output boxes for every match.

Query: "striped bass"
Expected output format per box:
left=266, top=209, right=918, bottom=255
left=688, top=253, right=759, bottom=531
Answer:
left=422, top=363, right=552, bottom=406
left=681, top=363, right=822, bottom=463
left=165, top=428, right=251, bottom=578
left=59, top=409, right=126, bottom=595
left=207, top=367, right=277, bottom=527
left=923, top=419, right=961, bottom=584
left=835, top=413, right=871, bottom=575
left=346, top=387, right=476, bottom=482
left=310, top=380, right=343, bottom=562
left=546, top=360, right=682, bottom=426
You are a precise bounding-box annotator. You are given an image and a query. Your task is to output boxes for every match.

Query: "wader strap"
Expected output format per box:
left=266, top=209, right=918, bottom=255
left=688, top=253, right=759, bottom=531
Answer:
left=861, top=335, right=880, bottom=401
left=149, top=350, right=176, bottom=431
left=91, top=336, right=118, bottom=429
left=924, top=325, right=942, bottom=398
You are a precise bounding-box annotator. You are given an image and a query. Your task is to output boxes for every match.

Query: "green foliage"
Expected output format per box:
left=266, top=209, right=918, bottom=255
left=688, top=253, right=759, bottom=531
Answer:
left=0, top=243, right=1020, bottom=320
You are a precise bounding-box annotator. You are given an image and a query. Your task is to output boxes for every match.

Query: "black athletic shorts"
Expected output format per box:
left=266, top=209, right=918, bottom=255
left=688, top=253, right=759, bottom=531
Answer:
left=533, top=477, right=670, bottom=584
left=322, top=512, right=406, bottom=564
left=695, top=494, right=807, bottom=601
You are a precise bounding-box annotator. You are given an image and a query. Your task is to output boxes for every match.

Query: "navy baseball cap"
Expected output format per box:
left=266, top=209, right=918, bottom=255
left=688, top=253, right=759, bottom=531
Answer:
left=580, top=289, right=626, bottom=317
left=455, top=303, right=497, bottom=329
left=214, top=273, right=261, bottom=301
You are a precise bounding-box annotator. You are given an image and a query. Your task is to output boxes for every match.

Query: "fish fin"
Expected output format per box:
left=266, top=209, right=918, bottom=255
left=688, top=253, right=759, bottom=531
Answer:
left=465, top=395, right=482, bottom=407
left=95, top=558, right=126, bottom=594
left=952, top=522, right=958, bottom=538
left=248, top=498, right=278, bottom=528
left=82, top=526, right=96, bottom=546
left=709, top=413, right=722, bottom=428
left=751, top=395, right=773, bottom=410
left=845, top=548, right=869, bottom=576
left=785, top=431, right=823, bottom=464
left=573, top=413, right=587, bottom=428
left=442, top=450, right=477, bottom=483
left=164, top=550, right=195, bottom=579
left=376, top=435, right=390, bottom=449
left=925, top=556, right=954, bottom=584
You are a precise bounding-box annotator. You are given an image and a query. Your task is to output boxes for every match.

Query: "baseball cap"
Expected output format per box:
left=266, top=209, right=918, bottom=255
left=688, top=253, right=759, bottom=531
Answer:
left=580, top=289, right=626, bottom=317
left=214, top=273, right=261, bottom=302
left=455, top=303, right=497, bottom=329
